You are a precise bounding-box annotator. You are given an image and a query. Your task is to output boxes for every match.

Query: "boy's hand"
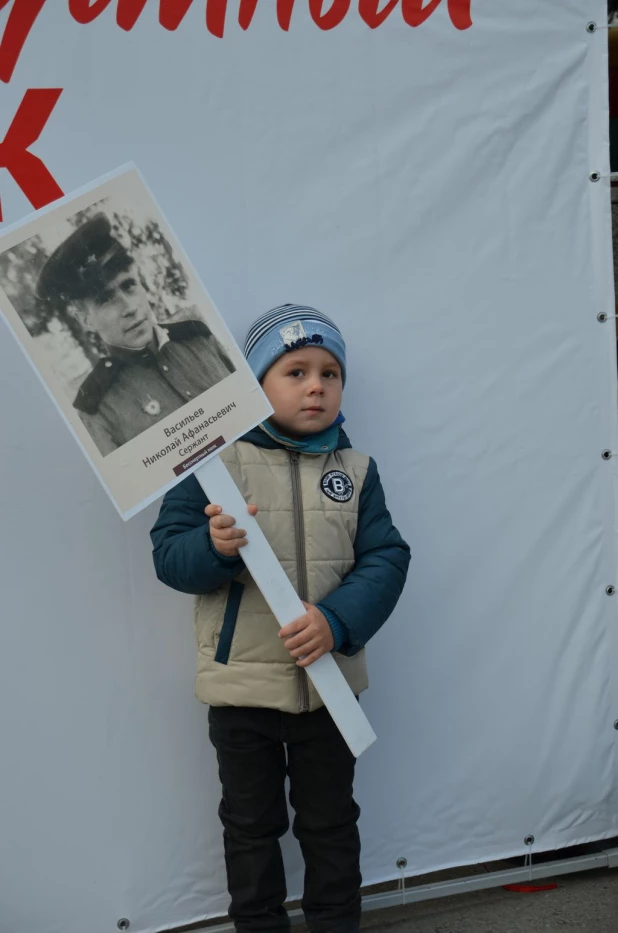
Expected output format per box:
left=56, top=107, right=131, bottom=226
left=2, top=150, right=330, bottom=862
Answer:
left=279, top=602, right=335, bottom=668
left=205, top=503, right=258, bottom=558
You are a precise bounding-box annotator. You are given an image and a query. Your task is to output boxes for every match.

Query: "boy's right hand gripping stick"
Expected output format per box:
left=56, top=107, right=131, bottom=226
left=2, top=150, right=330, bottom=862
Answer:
left=196, top=455, right=377, bottom=757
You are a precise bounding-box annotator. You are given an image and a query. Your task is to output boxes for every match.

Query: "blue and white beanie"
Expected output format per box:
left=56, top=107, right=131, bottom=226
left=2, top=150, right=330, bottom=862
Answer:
left=244, top=304, right=346, bottom=384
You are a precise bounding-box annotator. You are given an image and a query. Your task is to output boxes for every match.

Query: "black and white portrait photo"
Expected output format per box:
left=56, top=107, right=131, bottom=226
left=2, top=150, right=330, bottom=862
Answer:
left=0, top=194, right=235, bottom=457
left=0, top=168, right=272, bottom=517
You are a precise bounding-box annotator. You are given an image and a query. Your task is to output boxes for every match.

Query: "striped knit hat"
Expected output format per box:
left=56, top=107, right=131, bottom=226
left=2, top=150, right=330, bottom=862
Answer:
left=244, top=304, right=346, bottom=384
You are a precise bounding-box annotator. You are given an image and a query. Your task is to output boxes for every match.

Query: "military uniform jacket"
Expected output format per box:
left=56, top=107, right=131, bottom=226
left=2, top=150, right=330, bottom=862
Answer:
left=74, top=319, right=234, bottom=456
left=150, top=426, right=410, bottom=714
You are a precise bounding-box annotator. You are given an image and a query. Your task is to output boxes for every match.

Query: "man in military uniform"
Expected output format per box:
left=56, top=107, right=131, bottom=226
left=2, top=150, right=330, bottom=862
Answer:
left=37, top=214, right=235, bottom=457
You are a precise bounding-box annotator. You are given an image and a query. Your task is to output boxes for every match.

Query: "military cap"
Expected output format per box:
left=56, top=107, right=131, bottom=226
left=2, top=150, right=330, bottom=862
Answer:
left=37, top=213, right=133, bottom=305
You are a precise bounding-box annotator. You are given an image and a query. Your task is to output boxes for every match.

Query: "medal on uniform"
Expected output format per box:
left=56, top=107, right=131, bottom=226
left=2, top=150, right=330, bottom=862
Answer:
left=143, top=396, right=161, bottom=416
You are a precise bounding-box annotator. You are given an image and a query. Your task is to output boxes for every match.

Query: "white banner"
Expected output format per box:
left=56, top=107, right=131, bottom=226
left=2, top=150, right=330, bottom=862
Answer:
left=1, top=2, right=617, bottom=932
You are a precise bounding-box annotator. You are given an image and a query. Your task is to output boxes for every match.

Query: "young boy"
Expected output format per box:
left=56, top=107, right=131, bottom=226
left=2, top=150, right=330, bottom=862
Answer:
left=150, top=305, right=410, bottom=933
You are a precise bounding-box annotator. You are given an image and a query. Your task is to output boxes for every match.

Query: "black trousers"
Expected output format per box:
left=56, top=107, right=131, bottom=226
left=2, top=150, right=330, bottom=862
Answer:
left=208, top=705, right=362, bottom=933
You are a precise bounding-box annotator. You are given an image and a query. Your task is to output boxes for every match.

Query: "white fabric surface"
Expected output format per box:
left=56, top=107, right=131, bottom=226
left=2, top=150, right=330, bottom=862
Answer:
left=0, top=2, right=616, bottom=931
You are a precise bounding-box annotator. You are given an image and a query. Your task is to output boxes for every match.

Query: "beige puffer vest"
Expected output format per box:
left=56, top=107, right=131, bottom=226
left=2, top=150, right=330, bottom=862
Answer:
left=194, top=440, right=371, bottom=713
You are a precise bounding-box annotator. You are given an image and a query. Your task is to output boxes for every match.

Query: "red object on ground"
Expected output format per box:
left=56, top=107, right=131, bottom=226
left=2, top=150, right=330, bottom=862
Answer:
left=503, top=883, right=559, bottom=893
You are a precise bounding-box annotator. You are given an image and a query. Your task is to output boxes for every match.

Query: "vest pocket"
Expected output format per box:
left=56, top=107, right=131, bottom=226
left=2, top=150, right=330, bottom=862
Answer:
left=214, top=581, right=244, bottom=665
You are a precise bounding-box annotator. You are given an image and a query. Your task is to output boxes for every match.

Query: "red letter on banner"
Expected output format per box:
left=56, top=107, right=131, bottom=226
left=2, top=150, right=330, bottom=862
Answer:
left=71, top=0, right=197, bottom=33
left=449, top=0, right=472, bottom=29
left=159, top=0, right=194, bottom=30
left=277, top=0, right=295, bottom=31
left=116, top=0, right=147, bottom=28
left=0, top=88, right=64, bottom=221
left=238, top=0, right=259, bottom=31
left=358, top=0, right=399, bottom=28
left=69, top=0, right=113, bottom=23
left=115, top=0, right=194, bottom=31
left=401, top=0, right=441, bottom=26
left=0, top=0, right=47, bottom=84
left=401, top=0, right=472, bottom=28
left=206, top=0, right=227, bottom=38
left=309, top=0, right=350, bottom=29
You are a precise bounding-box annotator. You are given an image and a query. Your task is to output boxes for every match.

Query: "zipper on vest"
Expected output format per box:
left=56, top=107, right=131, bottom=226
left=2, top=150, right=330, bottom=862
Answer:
left=289, top=450, right=310, bottom=713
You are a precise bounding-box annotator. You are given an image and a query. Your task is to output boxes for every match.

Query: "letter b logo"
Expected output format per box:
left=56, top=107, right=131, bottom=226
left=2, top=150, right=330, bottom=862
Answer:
left=321, top=471, right=354, bottom=503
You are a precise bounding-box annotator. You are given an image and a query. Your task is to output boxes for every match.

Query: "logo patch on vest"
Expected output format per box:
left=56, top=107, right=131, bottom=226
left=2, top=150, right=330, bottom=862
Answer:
left=321, top=470, right=354, bottom=502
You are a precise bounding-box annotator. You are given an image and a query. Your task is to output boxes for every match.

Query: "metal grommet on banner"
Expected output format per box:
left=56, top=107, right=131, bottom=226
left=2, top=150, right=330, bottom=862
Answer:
left=524, top=836, right=534, bottom=883
left=596, top=312, right=618, bottom=322
left=396, top=857, right=408, bottom=905
left=602, top=450, right=614, bottom=461
left=117, top=921, right=130, bottom=931
left=614, top=720, right=618, bottom=731
left=606, top=586, right=616, bottom=596
left=589, top=171, right=601, bottom=182
left=586, top=21, right=597, bottom=33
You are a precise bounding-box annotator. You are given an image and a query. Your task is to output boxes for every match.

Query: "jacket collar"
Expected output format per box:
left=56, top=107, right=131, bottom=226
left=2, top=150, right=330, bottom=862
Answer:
left=258, top=419, right=340, bottom=454
left=104, top=323, right=169, bottom=364
left=241, top=417, right=351, bottom=453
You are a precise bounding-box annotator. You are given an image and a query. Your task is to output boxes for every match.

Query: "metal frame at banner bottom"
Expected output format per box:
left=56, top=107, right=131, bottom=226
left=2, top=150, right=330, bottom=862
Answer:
left=177, top=846, right=618, bottom=932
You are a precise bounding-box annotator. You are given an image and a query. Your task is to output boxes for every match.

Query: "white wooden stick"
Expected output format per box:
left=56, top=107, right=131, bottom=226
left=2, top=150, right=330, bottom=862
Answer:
left=195, top=455, right=377, bottom=758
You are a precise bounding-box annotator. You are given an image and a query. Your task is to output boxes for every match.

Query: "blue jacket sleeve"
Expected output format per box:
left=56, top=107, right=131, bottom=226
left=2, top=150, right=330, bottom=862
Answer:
left=317, top=458, right=410, bottom=657
left=150, top=475, right=244, bottom=594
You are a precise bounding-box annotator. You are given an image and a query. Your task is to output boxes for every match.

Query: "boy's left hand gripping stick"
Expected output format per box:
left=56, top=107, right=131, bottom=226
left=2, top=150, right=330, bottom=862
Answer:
left=195, top=456, right=377, bottom=758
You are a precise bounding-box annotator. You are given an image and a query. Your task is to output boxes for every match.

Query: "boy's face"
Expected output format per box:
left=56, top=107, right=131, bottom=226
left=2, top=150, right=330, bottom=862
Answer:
left=261, top=347, right=343, bottom=438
